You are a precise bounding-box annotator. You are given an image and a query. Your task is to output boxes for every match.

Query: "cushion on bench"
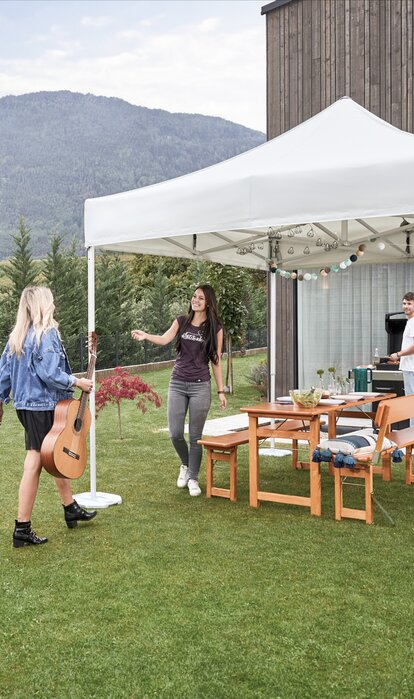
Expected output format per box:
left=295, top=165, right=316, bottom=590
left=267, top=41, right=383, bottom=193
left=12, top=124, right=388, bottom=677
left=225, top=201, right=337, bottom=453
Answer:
left=319, top=428, right=396, bottom=455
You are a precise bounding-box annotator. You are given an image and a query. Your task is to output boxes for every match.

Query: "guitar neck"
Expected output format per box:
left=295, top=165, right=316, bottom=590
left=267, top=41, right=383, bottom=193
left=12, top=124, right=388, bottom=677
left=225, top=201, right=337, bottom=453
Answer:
left=77, top=353, right=96, bottom=421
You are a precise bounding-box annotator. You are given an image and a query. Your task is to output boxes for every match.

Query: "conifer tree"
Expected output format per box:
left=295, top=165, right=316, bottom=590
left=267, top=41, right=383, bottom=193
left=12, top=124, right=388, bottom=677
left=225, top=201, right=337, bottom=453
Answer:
left=43, top=235, right=87, bottom=339
left=96, top=252, right=133, bottom=336
left=0, top=218, right=38, bottom=336
left=5, top=217, right=38, bottom=308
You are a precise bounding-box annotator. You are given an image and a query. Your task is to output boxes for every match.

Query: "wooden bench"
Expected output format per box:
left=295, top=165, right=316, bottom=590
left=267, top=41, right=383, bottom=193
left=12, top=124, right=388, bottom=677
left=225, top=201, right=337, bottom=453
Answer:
left=198, top=431, right=249, bottom=501
left=334, top=395, right=414, bottom=524
left=198, top=419, right=313, bottom=502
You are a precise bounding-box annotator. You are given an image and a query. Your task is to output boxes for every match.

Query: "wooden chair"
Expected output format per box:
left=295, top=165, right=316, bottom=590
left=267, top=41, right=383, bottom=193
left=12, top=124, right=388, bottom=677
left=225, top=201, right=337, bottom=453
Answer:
left=334, top=395, right=414, bottom=524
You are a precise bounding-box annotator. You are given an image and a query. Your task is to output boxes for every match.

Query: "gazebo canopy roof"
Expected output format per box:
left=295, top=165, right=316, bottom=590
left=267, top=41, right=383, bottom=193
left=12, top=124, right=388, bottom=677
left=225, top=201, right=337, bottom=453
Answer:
left=84, top=97, right=414, bottom=270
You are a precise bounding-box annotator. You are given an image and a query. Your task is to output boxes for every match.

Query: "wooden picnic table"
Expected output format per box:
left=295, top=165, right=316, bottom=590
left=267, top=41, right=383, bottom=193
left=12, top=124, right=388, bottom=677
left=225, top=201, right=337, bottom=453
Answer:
left=240, top=394, right=396, bottom=516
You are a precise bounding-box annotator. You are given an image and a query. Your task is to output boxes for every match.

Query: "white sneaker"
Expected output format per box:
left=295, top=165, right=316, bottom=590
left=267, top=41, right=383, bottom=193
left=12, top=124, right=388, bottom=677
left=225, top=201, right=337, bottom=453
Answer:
left=188, top=478, right=201, bottom=497
left=177, top=465, right=189, bottom=488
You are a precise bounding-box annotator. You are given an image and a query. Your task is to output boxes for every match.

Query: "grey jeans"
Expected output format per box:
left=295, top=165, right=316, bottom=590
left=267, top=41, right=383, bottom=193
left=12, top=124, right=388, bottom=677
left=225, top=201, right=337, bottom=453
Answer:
left=167, top=378, right=211, bottom=480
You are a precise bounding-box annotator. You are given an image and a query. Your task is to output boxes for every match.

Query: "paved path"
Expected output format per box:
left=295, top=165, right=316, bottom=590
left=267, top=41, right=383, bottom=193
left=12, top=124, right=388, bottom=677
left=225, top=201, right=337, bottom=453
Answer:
left=161, top=412, right=371, bottom=440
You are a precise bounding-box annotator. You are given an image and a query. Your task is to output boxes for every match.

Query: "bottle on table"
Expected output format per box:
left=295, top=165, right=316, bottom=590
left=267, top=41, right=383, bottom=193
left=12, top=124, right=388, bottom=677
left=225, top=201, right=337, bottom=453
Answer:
left=373, top=348, right=380, bottom=366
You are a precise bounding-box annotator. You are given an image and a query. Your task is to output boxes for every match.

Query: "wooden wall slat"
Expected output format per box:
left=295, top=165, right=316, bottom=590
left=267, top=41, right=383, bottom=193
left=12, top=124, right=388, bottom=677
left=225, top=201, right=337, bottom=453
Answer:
left=391, top=0, right=402, bottom=126
left=365, top=0, right=370, bottom=108
left=311, top=0, right=321, bottom=114
left=369, top=0, right=380, bottom=116
left=349, top=0, right=365, bottom=104
left=288, top=3, right=298, bottom=127
left=297, top=1, right=303, bottom=123
left=402, top=0, right=408, bottom=130
left=330, top=0, right=337, bottom=103
left=408, top=0, right=414, bottom=131
left=320, top=0, right=326, bottom=108
left=301, top=0, right=312, bottom=121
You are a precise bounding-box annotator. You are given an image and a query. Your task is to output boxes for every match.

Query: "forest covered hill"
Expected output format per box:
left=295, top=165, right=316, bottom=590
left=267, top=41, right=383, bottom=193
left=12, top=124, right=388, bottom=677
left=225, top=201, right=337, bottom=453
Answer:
left=0, top=91, right=265, bottom=258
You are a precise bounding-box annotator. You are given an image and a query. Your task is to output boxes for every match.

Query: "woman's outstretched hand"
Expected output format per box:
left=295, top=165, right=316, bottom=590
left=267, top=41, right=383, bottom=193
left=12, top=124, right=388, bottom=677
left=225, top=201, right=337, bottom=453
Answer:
left=131, top=329, right=146, bottom=341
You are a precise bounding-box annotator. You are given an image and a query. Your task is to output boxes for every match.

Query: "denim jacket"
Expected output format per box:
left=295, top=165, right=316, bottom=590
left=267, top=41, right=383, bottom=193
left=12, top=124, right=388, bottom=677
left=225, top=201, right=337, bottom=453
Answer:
left=0, top=327, right=76, bottom=410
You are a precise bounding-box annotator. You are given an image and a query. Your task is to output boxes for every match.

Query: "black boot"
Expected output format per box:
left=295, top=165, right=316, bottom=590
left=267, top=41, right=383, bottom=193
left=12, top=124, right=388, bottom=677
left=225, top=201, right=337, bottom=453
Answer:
left=64, top=501, right=97, bottom=529
left=13, top=520, right=48, bottom=548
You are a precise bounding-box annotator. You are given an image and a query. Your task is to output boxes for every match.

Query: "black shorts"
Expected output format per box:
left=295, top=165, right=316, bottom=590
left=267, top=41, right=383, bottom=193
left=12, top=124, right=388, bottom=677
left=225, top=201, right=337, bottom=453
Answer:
left=16, top=410, right=55, bottom=451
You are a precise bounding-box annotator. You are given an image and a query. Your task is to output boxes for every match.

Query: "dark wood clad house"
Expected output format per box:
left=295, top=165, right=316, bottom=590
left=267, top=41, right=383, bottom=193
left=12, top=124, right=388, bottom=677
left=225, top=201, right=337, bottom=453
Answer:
left=262, top=0, right=414, bottom=393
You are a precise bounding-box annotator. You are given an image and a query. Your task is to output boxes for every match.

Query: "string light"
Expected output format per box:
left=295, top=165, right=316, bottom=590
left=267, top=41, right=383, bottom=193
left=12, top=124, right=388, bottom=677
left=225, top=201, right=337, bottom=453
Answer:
left=267, top=239, right=381, bottom=281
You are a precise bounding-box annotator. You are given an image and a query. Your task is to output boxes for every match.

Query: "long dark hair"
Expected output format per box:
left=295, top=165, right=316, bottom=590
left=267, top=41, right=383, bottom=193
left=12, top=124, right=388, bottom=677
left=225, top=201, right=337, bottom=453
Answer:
left=175, top=284, right=222, bottom=364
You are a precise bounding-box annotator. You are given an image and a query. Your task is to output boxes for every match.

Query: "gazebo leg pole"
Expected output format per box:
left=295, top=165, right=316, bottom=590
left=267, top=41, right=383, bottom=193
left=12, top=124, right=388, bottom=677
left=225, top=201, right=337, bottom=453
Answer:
left=260, top=270, right=289, bottom=458
left=74, top=245, right=122, bottom=509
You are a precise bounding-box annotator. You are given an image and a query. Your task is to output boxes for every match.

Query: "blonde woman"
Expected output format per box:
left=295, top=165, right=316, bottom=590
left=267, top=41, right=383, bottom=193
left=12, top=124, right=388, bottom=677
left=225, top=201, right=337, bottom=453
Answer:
left=0, top=286, right=97, bottom=548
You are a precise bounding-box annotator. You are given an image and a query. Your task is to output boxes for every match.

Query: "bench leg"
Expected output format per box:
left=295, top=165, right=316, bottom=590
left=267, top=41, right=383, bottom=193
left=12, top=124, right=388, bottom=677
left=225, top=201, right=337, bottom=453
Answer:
left=406, top=445, right=413, bottom=485
left=365, top=466, right=374, bottom=524
left=291, top=439, right=298, bottom=469
left=381, top=453, right=391, bottom=482
left=206, top=448, right=214, bottom=498
left=205, top=447, right=237, bottom=501
left=334, top=466, right=374, bottom=524
left=334, top=469, right=343, bottom=521
left=229, top=447, right=237, bottom=502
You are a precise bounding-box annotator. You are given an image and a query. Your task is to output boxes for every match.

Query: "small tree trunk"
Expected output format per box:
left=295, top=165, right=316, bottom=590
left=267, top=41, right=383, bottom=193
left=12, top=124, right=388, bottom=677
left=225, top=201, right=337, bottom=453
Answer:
left=117, top=401, right=123, bottom=439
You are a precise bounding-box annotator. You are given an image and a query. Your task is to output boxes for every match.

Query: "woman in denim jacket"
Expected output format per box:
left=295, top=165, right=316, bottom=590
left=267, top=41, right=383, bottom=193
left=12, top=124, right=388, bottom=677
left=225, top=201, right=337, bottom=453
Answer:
left=0, top=286, right=97, bottom=548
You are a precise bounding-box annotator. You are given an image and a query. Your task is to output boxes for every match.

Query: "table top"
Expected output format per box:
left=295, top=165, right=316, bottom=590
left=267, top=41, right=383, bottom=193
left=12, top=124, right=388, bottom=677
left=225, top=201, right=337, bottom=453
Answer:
left=240, top=402, right=332, bottom=417
left=240, top=394, right=396, bottom=418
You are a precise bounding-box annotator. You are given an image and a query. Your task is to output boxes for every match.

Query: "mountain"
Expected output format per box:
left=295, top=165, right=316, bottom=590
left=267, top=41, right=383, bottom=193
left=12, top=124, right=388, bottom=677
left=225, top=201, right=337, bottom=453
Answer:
left=0, top=91, right=265, bottom=258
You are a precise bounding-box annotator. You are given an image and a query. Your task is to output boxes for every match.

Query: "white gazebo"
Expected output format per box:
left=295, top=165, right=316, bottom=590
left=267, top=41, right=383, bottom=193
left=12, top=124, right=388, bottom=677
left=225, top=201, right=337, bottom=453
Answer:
left=79, top=96, right=414, bottom=508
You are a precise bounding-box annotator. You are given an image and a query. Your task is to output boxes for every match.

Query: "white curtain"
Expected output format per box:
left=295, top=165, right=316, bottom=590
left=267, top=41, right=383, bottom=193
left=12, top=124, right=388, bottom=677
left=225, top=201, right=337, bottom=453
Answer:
left=297, top=263, right=414, bottom=388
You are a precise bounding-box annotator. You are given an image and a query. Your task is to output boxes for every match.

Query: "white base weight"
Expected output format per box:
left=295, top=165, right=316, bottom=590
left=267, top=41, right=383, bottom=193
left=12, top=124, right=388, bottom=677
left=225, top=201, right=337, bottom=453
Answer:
left=258, top=448, right=291, bottom=457
left=74, top=492, right=123, bottom=509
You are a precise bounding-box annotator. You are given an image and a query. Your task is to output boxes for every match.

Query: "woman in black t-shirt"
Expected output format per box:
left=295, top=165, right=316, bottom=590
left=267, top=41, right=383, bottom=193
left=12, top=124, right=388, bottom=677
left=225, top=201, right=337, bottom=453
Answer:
left=131, top=284, right=226, bottom=497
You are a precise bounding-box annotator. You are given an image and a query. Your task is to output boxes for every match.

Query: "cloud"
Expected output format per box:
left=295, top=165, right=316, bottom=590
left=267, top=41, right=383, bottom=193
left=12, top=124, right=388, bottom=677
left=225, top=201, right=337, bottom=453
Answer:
left=80, top=16, right=112, bottom=28
left=196, top=18, right=221, bottom=33
left=0, top=16, right=266, bottom=132
left=115, top=29, right=144, bottom=41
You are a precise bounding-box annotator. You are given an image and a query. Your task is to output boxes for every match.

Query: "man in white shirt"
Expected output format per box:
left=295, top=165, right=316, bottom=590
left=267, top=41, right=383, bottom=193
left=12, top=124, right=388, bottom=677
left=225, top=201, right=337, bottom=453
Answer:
left=389, top=292, right=414, bottom=425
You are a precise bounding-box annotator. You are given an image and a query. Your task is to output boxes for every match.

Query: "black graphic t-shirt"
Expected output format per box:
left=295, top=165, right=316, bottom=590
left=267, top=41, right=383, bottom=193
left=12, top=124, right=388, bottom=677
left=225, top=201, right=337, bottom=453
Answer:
left=171, top=316, right=221, bottom=382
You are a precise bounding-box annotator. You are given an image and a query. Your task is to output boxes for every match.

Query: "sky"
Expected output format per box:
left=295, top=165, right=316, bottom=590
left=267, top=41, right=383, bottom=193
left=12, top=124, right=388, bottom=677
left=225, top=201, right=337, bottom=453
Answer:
left=0, top=0, right=266, bottom=132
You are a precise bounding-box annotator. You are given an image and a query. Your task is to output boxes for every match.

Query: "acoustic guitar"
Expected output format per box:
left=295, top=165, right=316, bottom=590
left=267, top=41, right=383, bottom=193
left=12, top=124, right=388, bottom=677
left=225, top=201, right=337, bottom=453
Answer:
left=41, top=333, right=97, bottom=479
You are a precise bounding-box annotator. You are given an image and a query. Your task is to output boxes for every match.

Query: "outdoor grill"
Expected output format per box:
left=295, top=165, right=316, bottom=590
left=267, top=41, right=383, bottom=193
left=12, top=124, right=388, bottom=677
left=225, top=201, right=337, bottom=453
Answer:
left=371, top=312, right=408, bottom=429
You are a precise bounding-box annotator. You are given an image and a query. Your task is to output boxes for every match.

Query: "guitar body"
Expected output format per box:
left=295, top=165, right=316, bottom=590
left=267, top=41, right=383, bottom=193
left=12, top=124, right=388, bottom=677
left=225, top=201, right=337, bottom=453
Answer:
left=41, top=399, right=91, bottom=479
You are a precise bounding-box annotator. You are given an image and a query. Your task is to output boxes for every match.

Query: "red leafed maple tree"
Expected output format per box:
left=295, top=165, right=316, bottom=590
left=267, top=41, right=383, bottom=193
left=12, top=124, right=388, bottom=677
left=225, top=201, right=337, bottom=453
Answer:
left=95, top=366, right=162, bottom=439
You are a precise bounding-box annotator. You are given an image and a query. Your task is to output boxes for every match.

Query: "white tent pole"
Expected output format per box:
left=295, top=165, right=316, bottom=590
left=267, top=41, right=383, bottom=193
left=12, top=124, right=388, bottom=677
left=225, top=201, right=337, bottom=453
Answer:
left=269, top=271, right=277, bottom=403
left=259, top=269, right=289, bottom=458
left=88, top=245, right=97, bottom=497
left=74, top=246, right=122, bottom=509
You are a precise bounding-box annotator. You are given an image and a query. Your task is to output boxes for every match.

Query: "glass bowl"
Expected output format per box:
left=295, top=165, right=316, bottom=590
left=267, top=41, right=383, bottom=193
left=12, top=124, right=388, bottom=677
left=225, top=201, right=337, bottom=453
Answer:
left=289, top=389, right=322, bottom=408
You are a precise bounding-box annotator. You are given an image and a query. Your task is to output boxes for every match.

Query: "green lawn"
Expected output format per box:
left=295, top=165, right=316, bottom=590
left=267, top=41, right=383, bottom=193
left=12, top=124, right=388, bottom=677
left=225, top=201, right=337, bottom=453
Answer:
left=1, top=353, right=413, bottom=698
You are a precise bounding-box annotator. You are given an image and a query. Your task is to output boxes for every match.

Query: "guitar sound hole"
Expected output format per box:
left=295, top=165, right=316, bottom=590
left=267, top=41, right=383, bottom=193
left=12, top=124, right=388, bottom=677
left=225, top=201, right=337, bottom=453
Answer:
left=74, top=418, right=83, bottom=432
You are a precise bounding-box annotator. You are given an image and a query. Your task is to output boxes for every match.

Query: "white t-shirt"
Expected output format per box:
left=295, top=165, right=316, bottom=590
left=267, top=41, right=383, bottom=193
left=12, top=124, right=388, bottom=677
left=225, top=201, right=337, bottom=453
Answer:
left=399, top=316, right=414, bottom=371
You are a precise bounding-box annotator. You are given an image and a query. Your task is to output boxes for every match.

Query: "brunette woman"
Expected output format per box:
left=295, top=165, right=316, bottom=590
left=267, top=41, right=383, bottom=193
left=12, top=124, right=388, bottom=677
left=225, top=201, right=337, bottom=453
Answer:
left=0, top=286, right=97, bottom=548
left=131, top=284, right=226, bottom=496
